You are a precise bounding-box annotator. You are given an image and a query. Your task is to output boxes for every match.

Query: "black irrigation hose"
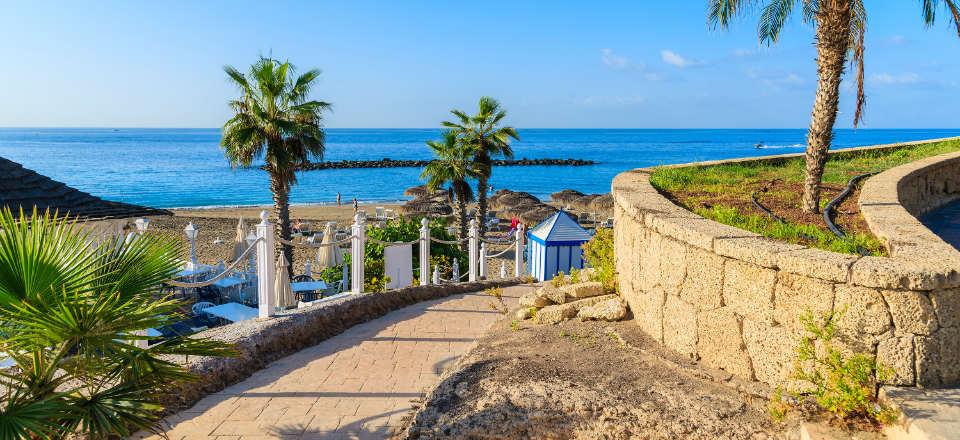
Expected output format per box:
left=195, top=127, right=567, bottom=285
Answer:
left=751, top=179, right=818, bottom=242
left=823, top=172, right=878, bottom=256
left=822, top=172, right=877, bottom=238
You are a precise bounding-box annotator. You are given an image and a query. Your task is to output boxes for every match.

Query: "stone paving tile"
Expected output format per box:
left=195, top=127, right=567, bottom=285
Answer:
left=141, top=285, right=530, bottom=440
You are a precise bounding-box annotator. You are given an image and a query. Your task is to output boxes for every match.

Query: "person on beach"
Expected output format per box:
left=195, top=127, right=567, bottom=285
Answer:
left=353, top=197, right=358, bottom=213
left=292, top=219, right=303, bottom=234
left=505, top=213, right=519, bottom=239
left=336, top=192, right=341, bottom=207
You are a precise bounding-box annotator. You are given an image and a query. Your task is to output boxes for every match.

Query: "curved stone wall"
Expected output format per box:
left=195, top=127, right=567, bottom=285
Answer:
left=612, top=145, right=960, bottom=388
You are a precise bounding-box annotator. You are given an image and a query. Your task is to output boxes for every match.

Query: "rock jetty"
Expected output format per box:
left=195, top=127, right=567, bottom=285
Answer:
left=271, top=157, right=595, bottom=171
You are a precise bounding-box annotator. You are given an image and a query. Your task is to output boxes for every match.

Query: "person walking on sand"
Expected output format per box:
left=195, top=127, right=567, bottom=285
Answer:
left=353, top=197, right=358, bottom=213
left=336, top=192, right=341, bottom=207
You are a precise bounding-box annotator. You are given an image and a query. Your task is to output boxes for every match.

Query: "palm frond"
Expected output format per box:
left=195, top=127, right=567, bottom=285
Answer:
left=758, top=0, right=797, bottom=45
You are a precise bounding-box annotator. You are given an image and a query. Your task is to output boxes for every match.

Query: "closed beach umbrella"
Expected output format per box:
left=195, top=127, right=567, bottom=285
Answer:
left=589, top=193, right=614, bottom=214
left=316, top=222, right=343, bottom=269
left=275, top=254, right=295, bottom=308
left=231, top=217, right=247, bottom=262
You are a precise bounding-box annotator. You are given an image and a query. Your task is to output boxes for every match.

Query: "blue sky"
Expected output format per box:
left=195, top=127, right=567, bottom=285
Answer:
left=1, top=1, right=957, bottom=128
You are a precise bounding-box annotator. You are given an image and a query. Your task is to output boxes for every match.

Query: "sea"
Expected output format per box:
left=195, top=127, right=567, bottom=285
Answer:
left=1, top=128, right=958, bottom=209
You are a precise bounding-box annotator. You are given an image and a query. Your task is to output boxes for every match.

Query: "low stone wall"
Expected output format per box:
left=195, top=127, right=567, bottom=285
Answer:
left=612, top=141, right=960, bottom=388
left=161, top=279, right=523, bottom=411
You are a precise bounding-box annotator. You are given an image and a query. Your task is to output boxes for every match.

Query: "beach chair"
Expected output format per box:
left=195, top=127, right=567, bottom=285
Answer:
left=292, top=274, right=318, bottom=302
left=192, top=301, right=216, bottom=326
left=375, top=206, right=386, bottom=220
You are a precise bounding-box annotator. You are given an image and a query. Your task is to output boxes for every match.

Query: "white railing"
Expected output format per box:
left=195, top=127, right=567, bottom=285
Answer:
left=169, top=210, right=526, bottom=320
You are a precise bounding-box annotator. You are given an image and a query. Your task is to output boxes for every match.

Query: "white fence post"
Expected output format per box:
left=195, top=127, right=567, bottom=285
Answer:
left=478, top=242, right=487, bottom=281
left=256, top=210, right=276, bottom=318
left=432, top=265, right=440, bottom=285
left=419, top=218, right=430, bottom=285
left=514, top=224, right=525, bottom=277
left=351, top=212, right=365, bottom=294
left=468, top=219, right=478, bottom=282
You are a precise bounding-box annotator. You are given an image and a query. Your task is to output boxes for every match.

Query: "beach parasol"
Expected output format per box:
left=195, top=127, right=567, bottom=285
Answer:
left=519, top=205, right=558, bottom=225
left=569, top=194, right=600, bottom=211
left=404, top=185, right=429, bottom=198
left=231, top=217, right=247, bottom=262
left=275, top=254, right=296, bottom=309
left=589, top=193, right=614, bottom=214
left=550, top=189, right=585, bottom=205
left=316, top=222, right=343, bottom=269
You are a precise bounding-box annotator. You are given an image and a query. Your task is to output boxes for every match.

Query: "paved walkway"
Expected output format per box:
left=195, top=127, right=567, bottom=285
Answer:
left=144, top=285, right=530, bottom=440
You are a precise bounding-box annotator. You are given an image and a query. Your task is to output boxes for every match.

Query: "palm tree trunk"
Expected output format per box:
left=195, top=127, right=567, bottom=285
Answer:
left=802, top=0, right=852, bottom=214
left=270, top=174, right=293, bottom=276
left=476, top=174, right=488, bottom=237
left=456, top=196, right=468, bottom=251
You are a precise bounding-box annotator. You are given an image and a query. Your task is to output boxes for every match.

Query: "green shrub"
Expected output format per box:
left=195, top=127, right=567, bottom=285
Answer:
left=782, top=309, right=897, bottom=424
left=362, top=217, right=466, bottom=288
left=550, top=271, right=567, bottom=287
left=582, top=227, right=616, bottom=292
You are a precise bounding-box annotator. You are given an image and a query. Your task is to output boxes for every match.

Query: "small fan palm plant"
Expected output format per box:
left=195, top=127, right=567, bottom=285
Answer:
left=442, top=97, right=519, bottom=235
left=221, top=56, right=331, bottom=268
left=421, top=131, right=482, bottom=247
left=0, top=209, right=235, bottom=439
left=709, top=0, right=960, bottom=213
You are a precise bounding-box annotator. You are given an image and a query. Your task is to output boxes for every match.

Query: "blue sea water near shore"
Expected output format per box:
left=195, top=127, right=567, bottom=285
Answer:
left=1, top=128, right=958, bottom=209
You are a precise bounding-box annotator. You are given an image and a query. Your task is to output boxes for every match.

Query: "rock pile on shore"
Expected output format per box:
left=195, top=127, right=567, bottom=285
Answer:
left=516, top=278, right=628, bottom=324
left=275, top=157, right=595, bottom=171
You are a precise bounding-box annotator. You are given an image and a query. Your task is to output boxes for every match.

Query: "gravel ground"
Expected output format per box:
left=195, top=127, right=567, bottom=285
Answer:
left=399, top=316, right=785, bottom=440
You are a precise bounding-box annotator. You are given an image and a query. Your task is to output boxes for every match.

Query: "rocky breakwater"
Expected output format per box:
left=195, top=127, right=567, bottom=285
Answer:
left=273, top=157, right=596, bottom=171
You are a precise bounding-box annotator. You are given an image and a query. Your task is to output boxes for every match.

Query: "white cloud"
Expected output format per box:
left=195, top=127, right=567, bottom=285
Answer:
left=887, top=35, right=907, bottom=45
left=661, top=50, right=705, bottom=68
left=601, top=48, right=629, bottom=69
left=733, top=48, right=756, bottom=58
left=746, top=69, right=805, bottom=92
left=599, top=48, right=663, bottom=81
left=870, top=72, right=921, bottom=85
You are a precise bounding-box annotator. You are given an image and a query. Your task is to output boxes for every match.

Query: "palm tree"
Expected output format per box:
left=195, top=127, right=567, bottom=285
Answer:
left=0, top=209, right=234, bottom=438
left=709, top=0, right=959, bottom=213
left=421, top=131, right=482, bottom=247
left=442, top=97, right=520, bottom=235
left=221, top=56, right=331, bottom=267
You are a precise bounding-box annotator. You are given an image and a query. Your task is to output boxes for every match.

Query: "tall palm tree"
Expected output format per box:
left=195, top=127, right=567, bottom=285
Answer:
left=709, top=0, right=959, bottom=213
left=421, top=131, right=482, bottom=247
left=221, top=56, right=331, bottom=267
left=0, top=209, right=234, bottom=438
left=442, top=97, right=520, bottom=235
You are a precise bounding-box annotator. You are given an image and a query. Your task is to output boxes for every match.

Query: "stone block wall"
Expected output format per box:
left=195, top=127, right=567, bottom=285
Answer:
left=612, top=142, right=960, bottom=388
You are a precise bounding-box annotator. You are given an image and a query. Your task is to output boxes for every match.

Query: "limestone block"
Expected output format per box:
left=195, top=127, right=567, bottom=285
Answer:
left=515, top=307, right=532, bottom=320
left=648, top=216, right=755, bottom=251
left=533, top=303, right=577, bottom=325
left=773, top=273, right=835, bottom=330
left=914, top=335, right=943, bottom=387
left=931, top=288, right=960, bottom=328
left=696, top=307, right=754, bottom=380
left=658, top=237, right=687, bottom=294
left=834, top=285, right=892, bottom=337
left=722, top=259, right=776, bottom=321
left=577, top=297, right=628, bottom=322
left=536, top=285, right=568, bottom=305
left=638, top=231, right=662, bottom=293
left=877, top=335, right=916, bottom=386
left=634, top=290, right=666, bottom=343
left=679, top=247, right=724, bottom=310
left=938, top=327, right=960, bottom=385
left=742, top=319, right=798, bottom=386
left=663, top=295, right=697, bottom=358
left=883, top=290, right=939, bottom=335
left=560, top=282, right=604, bottom=299
left=776, top=248, right=857, bottom=283
left=519, top=292, right=552, bottom=308
left=714, top=236, right=804, bottom=269
left=850, top=256, right=942, bottom=291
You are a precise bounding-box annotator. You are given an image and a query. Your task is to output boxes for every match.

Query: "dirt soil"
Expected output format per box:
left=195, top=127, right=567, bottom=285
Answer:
left=398, top=317, right=786, bottom=440
left=667, top=179, right=869, bottom=242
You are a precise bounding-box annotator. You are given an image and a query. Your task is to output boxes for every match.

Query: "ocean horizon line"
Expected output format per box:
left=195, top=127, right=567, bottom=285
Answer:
left=2, top=126, right=960, bottom=131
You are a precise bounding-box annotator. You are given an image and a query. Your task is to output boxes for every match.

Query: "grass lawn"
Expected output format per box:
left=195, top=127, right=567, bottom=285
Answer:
left=649, top=138, right=960, bottom=255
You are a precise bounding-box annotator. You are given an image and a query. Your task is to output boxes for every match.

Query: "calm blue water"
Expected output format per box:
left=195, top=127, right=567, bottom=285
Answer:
left=1, top=128, right=958, bottom=208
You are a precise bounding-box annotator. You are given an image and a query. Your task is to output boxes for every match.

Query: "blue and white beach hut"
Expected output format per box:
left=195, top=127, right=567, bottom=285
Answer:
left=526, top=210, right=593, bottom=282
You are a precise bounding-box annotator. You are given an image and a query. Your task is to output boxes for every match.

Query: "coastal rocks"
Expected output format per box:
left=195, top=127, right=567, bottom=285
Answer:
left=519, top=291, right=552, bottom=308
left=277, top=157, right=596, bottom=172
left=536, top=285, right=568, bottom=305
